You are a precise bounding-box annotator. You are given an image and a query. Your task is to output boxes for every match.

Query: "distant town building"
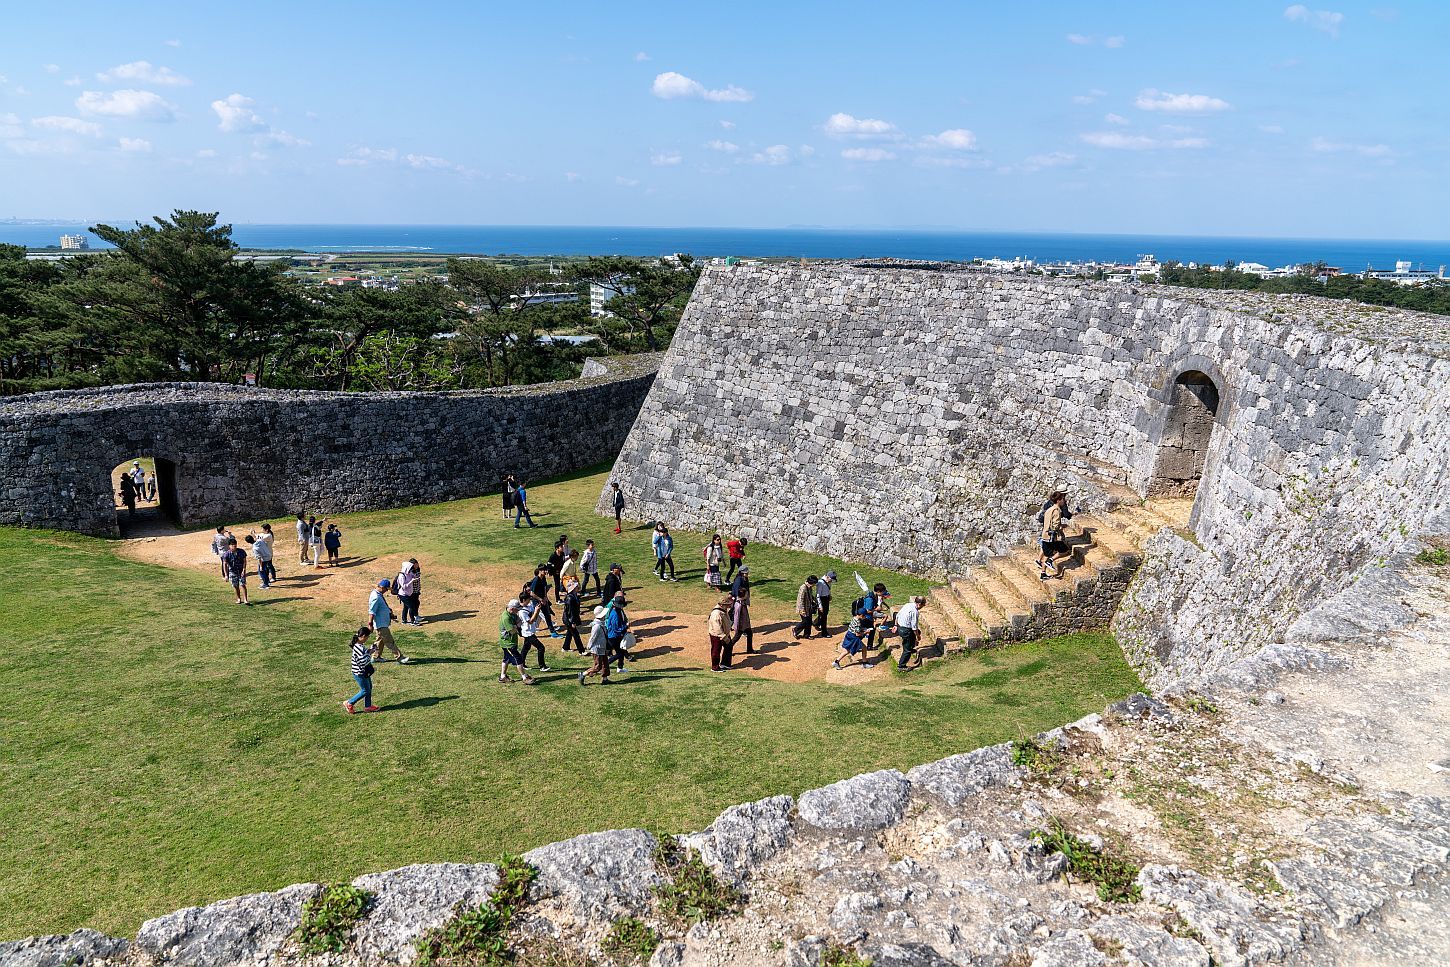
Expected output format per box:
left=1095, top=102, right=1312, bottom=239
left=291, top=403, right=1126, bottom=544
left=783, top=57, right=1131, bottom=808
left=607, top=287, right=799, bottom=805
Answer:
left=590, top=280, right=634, bottom=317
left=510, top=285, right=579, bottom=309
left=1134, top=254, right=1160, bottom=278
left=59, top=234, right=89, bottom=250
left=1362, top=261, right=1446, bottom=285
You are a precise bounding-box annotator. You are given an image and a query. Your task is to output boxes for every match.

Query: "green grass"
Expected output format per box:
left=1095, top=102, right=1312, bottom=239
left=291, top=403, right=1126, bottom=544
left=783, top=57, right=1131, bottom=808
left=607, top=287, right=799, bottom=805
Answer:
left=0, top=468, right=1141, bottom=941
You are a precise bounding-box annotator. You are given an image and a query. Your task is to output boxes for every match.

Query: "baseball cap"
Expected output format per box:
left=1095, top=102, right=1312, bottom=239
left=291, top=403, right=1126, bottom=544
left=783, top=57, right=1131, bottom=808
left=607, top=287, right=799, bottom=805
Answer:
left=507, top=598, right=521, bottom=609
left=611, top=562, right=623, bottom=570
left=739, top=565, right=750, bottom=573
left=378, top=578, right=391, bottom=589
left=825, top=570, right=837, bottom=579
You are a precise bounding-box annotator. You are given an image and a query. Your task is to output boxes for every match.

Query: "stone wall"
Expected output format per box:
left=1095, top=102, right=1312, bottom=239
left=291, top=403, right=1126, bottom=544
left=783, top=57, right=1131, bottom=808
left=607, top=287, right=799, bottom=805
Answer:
left=604, top=264, right=1450, bottom=685
left=0, top=354, right=661, bottom=537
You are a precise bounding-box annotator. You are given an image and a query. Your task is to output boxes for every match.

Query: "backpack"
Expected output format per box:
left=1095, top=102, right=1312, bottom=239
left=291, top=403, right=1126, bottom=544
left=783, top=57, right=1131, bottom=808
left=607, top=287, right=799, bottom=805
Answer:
left=851, top=596, right=866, bottom=616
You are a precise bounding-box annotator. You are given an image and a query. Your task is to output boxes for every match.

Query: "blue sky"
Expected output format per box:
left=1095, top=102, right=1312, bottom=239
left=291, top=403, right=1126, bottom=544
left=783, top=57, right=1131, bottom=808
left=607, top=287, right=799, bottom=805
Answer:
left=1, top=2, right=1445, bottom=237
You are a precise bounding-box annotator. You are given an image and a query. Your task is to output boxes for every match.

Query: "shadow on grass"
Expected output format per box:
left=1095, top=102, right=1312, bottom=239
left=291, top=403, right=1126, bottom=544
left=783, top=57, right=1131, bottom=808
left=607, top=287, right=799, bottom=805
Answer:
left=422, top=610, right=479, bottom=623
left=404, top=656, right=479, bottom=666
left=628, top=645, right=683, bottom=660
left=377, top=695, right=460, bottom=711
left=333, top=556, right=378, bottom=569
left=251, top=595, right=310, bottom=606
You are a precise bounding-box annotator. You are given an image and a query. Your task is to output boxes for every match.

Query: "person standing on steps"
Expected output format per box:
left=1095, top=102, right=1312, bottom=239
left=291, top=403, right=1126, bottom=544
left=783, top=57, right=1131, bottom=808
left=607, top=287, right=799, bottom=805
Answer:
left=611, top=481, right=625, bottom=534
left=367, top=578, right=410, bottom=664
left=513, top=481, right=537, bottom=528
left=793, top=575, right=819, bottom=639
left=517, top=592, right=551, bottom=672
left=708, top=594, right=735, bottom=671
left=579, top=541, right=600, bottom=597
left=815, top=571, right=837, bottom=635
left=724, top=535, right=747, bottom=583
left=296, top=513, right=310, bottom=564
left=560, top=578, right=584, bottom=653
left=895, top=595, right=925, bottom=670
left=252, top=524, right=276, bottom=589
left=599, top=562, right=624, bottom=610
left=497, top=599, right=536, bottom=685
left=344, top=625, right=379, bottom=713
left=652, top=524, right=677, bottom=581
left=731, top=565, right=754, bottom=655
left=578, top=605, right=611, bottom=685
left=703, top=534, right=724, bottom=589
left=223, top=537, right=251, bottom=605
left=1037, top=491, right=1071, bottom=580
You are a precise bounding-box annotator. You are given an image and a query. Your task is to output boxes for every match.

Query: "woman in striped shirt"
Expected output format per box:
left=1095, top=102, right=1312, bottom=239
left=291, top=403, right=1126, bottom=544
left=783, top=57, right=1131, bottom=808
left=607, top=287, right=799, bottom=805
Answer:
left=345, top=625, right=379, bottom=713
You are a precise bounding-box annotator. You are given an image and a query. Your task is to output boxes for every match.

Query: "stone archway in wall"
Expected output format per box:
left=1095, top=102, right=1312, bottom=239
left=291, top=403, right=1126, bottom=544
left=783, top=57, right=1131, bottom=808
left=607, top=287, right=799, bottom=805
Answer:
left=1148, top=370, right=1221, bottom=498
left=111, top=455, right=181, bottom=535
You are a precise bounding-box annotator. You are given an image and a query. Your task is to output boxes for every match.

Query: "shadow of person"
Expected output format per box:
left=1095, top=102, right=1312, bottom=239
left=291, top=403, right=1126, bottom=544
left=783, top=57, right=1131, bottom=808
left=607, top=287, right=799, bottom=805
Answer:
left=627, top=645, right=682, bottom=660
left=421, top=610, right=479, bottom=623
left=376, top=695, right=460, bottom=712
left=334, top=556, right=378, bottom=569
left=250, top=595, right=311, bottom=606
left=403, top=656, right=478, bottom=665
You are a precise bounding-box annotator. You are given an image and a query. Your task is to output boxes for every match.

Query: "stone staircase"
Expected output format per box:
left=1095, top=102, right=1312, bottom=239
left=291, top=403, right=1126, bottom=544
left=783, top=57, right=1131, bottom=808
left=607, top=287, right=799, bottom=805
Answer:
left=922, top=493, right=1193, bottom=656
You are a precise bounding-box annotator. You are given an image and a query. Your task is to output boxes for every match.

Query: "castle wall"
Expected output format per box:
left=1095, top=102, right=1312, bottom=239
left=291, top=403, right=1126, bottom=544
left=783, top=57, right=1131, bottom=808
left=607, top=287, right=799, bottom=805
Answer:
left=0, top=354, right=660, bottom=536
left=604, top=264, right=1450, bottom=684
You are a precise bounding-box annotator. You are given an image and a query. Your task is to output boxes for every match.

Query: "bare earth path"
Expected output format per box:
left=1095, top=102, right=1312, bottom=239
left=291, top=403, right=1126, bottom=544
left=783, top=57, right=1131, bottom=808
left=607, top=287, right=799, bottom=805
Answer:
left=117, top=525, right=888, bottom=685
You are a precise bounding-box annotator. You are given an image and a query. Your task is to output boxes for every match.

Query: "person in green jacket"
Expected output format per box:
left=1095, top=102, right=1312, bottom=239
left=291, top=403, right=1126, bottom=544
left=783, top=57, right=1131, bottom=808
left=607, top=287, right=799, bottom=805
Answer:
left=497, top=599, right=537, bottom=685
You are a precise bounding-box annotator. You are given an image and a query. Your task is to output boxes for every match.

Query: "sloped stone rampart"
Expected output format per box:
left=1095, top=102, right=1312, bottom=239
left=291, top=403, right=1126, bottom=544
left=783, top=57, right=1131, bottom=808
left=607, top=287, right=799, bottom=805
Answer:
left=602, top=265, right=1450, bottom=685
left=0, top=354, right=660, bottom=536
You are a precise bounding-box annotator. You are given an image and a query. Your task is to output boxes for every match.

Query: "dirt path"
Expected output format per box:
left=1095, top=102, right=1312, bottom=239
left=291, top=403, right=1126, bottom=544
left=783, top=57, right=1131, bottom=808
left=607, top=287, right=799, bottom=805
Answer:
left=118, top=526, right=887, bottom=685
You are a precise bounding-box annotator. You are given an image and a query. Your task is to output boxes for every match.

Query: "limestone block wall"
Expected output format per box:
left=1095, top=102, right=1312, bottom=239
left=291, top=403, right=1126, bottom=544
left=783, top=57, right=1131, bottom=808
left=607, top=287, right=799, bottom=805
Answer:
left=604, top=264, right=1450, bottom=685
left=0, top=354, right=661, bottom=536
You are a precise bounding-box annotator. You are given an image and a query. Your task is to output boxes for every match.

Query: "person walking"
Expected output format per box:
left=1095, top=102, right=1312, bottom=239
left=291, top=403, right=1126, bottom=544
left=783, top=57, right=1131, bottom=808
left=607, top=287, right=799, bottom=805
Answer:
left=1037, top=491, right=1071, bottom=580
left=119, top=473, right=137, bottom=519
left=832, top=611, right=870, bottom=670
left=560, top=548, right=581, bottom=594
left=604, top=591, right=631, bottom=673
left=223, top=537, right=251, bottom=605
left=731, top=566, right=754, bottom=655
left=146, top=474, right=156, bottom=502
left=513, top=481, right=537, bottom=528
left=611, top=481, right=625, bottom=534
left=395, top=560, right=420, bottom=625
left=497, top=599, right=537, bottom=685
left=724, top=535, right=747, bottom=583
left=502, top=474, right=517, bottom=520
left=211, top=526, right=232, bottom=580
left=344, top=626, right=380, bottom=713
left=560, top=578, right=584, bottom=652
left=599, top=562, right=624, bottom=609
left=859, top=582, right=891, bottom=654
left=652, top=524, right=677, bottom=582
left=895, top=595, right=925, bottom=670
left=579, top=541, right=601, bottom=597
left=130, top=462, right=147, bottom=503
left=295, top=513, right=310, bottom=564
left=548, top=537, right=568, bottom=601
left=525, top=565, right=564, bottom=637
left=324, top=523, right=343, bottom=565
left=708, top=594, right=735, bottom=671
left=793, top=575, right=819, bottom=639
left=406, top=558, right=424, bottom=625
left=815, top=571, right=837, bottom=635
left=518, top=592, right=551, bottom=672
left=578, top=605, right=611, bottom=685
left=368, top=578, right=410, bottom=664
left=703, top=534, right=723, bottom=589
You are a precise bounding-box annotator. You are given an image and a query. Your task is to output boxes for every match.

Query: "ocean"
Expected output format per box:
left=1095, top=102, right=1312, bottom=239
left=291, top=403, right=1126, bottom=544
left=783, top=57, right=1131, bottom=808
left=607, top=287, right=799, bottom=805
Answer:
left=4, top=223, right=1447, bottom=270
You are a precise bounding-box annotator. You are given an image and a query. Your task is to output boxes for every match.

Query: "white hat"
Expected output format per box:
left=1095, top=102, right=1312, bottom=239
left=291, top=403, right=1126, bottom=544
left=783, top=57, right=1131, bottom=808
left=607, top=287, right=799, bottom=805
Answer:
left=507, top=598, right=521, bottom=609
left=594, top=606, right=608, bottom=618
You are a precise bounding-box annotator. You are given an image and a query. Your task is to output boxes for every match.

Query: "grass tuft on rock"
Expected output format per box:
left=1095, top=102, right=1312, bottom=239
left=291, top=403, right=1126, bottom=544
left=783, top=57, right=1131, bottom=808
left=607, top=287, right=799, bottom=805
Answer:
left=1032, top=817, right=1142, bottom=903
left=601, top=917, right=659, bottom=962
left=1010, top=737, right=1064, bottom=777
left=653, top=839, right=740, bottom=926
left=294, top=883, right=373, bottom=956
left=819, top=944, right=873, bottom=967
left=415, top=856, right=537, bottom=966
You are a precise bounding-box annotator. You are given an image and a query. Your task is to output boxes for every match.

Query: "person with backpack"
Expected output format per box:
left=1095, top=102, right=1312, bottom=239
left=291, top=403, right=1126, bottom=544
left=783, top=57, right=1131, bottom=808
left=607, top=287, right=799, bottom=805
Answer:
left=223, top=537, right=250, bottom=605
left=497, top=599, right=537, bottom=685
left=708, top=594, right=735, bottom=671
left=1037, top=490, right=1072, bottom=580
left=395, top=560, right=420, bottom=625
left=703, top=534, right=724, bottom=589
left=793, top=575, right=819, bottom=639
left=611, top=481, right=625, bottom=534
left=517, top=592, right=552, bottom=672
left=730, top=566, right=754, bottom=655
left=724, top=535, right=747, bottom=582
left=599, top=561, right=624, bottom=609
left=513, top=481, right=537, bottom=528
left=832, top=610, right=870, bottom=670
left=344, top=625, right=379, bottom=713
left=367, top=578, right=410, bottom=664
left=560, top=578, right=584, bottom=652
left=604, top=590, right=631, bottom=674
left=815, top=571, right=837, bottom=635
left=324, top=523, right=343, bottom=565
left=652, top=524, right=677, bottom=582
left=525, top=565, right=564, bottom=637
left=860, top=582, right=891, bottom=654
left=578, top=605, right=612, bottom=685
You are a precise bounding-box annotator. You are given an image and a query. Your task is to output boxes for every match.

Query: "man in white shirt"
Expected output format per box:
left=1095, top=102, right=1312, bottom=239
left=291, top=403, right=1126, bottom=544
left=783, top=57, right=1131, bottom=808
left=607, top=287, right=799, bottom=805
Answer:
left=895, top=595, right=926, bottom=670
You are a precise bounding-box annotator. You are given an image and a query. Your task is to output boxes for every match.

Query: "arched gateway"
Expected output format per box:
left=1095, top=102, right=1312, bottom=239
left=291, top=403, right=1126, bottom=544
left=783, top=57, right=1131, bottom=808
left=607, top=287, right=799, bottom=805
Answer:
left=1148, top=370, right=1221, bottom=498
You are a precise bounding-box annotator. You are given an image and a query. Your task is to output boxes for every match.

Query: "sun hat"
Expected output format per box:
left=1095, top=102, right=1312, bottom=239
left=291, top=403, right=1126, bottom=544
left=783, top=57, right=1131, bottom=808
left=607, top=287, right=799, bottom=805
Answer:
left=594, top=606, right=608, bottom=619
left=508, top=598, right=521, bottom=609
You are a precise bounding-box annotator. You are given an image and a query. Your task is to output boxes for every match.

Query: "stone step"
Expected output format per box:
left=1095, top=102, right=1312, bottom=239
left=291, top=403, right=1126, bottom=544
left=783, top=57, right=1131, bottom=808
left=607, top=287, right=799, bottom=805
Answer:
left=927, top=587, right=986, bottom=650
left=950, top=577, right=1010, bottom=637
left=1071, top=514, right=1140, bottom=559
left=983, top=555, right=1052, bottom=612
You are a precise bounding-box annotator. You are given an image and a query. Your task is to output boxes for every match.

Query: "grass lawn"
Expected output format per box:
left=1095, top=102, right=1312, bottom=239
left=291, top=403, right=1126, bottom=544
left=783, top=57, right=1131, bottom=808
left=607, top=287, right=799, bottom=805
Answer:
left=0, top=467, right=1141, bottom=941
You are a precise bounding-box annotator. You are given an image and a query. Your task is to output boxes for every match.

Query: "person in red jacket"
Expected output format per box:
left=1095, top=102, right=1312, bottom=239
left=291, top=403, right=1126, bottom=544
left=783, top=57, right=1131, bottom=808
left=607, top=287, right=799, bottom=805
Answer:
left=724, top=535, right=747, bottom=583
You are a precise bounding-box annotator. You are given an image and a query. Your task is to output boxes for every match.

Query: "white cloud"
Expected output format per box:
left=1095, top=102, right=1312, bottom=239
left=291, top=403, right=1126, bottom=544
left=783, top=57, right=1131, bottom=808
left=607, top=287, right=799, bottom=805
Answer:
left=634, top=52, right=650, bottom=62
left=256, top=129, right=310, bottom=148
left=1071, top=88, right=1108, bottom=105
left=0, top=113, right=24, bottom=138
left=1105, top=112, right=1129, bottom=125
left=196, top=148, right=217, bottom=158
left=1066, top=33, right=1092, bottom=45
left=749, top=144, right=792, bottom=165
left=842, top=147, right=895, bottom=162
left=824, top=112, right=898, bottom=139
left=922, top=128, right=976, bottom=150
left=1022, top=151, right=1077, bottom=171
left=650, top=150, right=682, bottom=166
left=1067, top=34, right=1125, bottom=47
left=32, top=115, right=102, bottom=137
left=564, top=171, right=581, bottom=182
left=799, top=145, right=815, bottom=157
left=615, top=175, right=640, bottom=187
left=1259, top=124, right=1285, bottom=134
left=1104, top=35, right=1126, bottom=47
left=404, top=153, right=452, bottom=169
left=337, top=145, right=471, bottom=173
left=97, top=61, right=191, bottom=86
left=44, top=64, right=60, bottom=74
left=1310, top=136, right=1390, bottom=156
left=651, top=71, right=753, bottom=103
left=212, top=93, right=266, bottom=132
left=706, top=139, right=739, bottom=153
left=63, top=76, right=82, bottom=87
left=917, top=155, right=991, bottom=169
left=78, top=89, right=177, bottom=121
left=1080, top=131, right=1208, bottom=149
left=1134, top=89, right=1230, bottom=113
left=1284, top=5, right=1344, bottom=36
left=118, top=137, right=152, bottom=152
left=719, top=120, right=735, bottom=130
left=163, top=39, right=182, bottom=47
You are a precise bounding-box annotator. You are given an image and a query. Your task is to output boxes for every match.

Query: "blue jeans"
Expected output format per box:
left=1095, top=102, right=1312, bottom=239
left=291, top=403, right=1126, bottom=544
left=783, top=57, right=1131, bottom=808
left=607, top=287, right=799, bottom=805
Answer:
left=348, top=672, right=372, bottom=707
left=258, top=559, right=276, bottom=585
left=514, top=504, right=535, bottom=527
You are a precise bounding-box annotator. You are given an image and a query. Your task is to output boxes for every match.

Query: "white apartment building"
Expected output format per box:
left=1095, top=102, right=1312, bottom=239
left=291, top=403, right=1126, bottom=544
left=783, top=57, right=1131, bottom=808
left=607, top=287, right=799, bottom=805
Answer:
left=59, top=234, right=89, bottom=250
left=1363, top=261, right=1447, bottom=285
left=590, top=280, right=634, bottom=317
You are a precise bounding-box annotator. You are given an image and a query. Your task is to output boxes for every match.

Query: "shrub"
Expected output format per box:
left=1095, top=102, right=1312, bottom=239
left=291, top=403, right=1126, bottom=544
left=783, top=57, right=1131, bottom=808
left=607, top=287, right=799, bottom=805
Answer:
left=294, top=883, right=373, bottom=956
left=819, top=944, right=873, bottom=967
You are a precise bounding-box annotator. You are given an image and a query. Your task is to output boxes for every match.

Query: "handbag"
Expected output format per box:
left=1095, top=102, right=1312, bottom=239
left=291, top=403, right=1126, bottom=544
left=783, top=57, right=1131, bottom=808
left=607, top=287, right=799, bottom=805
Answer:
left=620, top=631, right=637, bottom=652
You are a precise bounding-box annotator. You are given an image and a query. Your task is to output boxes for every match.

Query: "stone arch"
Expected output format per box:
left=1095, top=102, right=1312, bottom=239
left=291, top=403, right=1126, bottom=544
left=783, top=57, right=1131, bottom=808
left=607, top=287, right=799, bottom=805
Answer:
left=1148, top=368, right=1223, bottom=498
